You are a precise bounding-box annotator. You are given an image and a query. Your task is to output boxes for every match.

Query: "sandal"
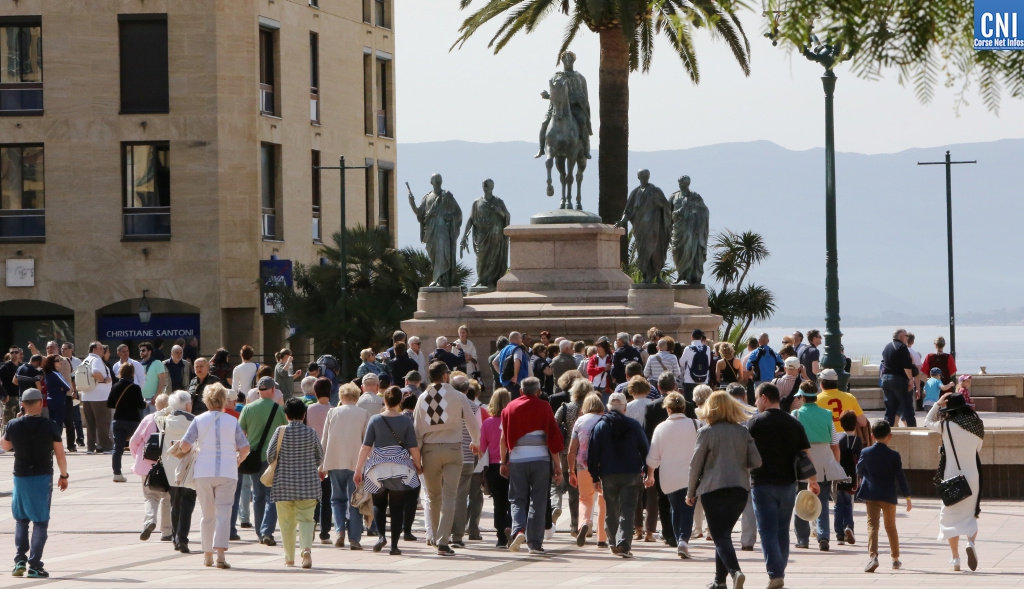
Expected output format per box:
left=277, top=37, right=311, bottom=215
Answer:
left=301, top=549, right=312, bottom=569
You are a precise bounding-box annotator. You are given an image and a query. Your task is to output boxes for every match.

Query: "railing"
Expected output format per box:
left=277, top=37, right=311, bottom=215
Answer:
left=259, top=84, right=275, bottom=115
left=122, top=207, right=170, bottom=239
left=0, top=84, right=43, bottom=114
left=0, top=209, right=45, bottom=241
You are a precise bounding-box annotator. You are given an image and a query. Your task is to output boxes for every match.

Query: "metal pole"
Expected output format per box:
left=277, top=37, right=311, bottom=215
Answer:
left=339, top=155, right=348, bottom=380
left=944, top=151, right=956, bottom=359
left=819, top=70, right=848, bottom=391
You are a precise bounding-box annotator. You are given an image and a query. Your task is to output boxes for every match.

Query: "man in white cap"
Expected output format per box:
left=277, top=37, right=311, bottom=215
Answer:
left=587, top=391, right=649, bottom=558
left=814, top=369, right=869, bottom=431
left=4, top=389, right=69, bottom=578
left=356, top=373, right=384, bottom=415
left=237, top=376, right=288, bottom=545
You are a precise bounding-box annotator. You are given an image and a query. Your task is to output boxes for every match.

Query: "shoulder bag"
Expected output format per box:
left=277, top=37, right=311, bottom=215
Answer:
left=937, top=422, right=973, bottom=506
left=260, top=426, right=286, bottom=487
left=239, top=403, right=280, bottom=474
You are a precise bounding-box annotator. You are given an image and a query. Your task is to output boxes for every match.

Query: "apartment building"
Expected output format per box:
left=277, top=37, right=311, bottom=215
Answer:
left=0, top=0, right=398, bottom=359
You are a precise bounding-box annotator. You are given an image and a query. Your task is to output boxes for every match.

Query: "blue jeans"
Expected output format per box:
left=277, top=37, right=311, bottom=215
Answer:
left=881, top=375, right=916, bottom=427
left=14, top=519, right=48, bottom=569
left=834, top=489, right=854, bottom=539
left=329, top=469, right=362, bottom=544
left=111, top=420, right=139, bottom=475
left=250, top=461, right=278, bottom=539
left=231, top=474, right=253, bottom=537
left=751, top=483, right=797, bottom=581
left=508, top=459, right=550, bottom=550
left=665, top=488, right=695, bottom=547
left=601, top=473, right=641, bottom=552
left=794, top=481, right=831, bottom=544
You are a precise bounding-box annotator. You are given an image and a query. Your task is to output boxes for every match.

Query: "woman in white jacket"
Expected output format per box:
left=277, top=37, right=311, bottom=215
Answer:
left=645, top=390, right=701, bottom=558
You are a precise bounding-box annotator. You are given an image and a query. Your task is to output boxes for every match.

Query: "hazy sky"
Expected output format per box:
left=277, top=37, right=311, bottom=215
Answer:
left=394, top=2, right=1024, bottom=154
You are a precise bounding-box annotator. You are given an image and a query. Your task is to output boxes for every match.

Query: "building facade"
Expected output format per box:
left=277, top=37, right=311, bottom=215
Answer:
left=0, top=0, right=397, bottom=360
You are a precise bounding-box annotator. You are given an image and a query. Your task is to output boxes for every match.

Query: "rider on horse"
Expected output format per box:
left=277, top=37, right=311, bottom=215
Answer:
left=535, top=51, right=592, bottom=160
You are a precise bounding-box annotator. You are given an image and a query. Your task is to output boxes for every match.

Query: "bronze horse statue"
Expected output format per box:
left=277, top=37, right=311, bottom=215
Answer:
left=544, top=77, right=587, bottom=210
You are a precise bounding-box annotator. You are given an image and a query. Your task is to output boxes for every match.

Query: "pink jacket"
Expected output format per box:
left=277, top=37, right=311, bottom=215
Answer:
left=129, top=414, right=159, bottom=477
left=479, top=416, right=502, bottom=465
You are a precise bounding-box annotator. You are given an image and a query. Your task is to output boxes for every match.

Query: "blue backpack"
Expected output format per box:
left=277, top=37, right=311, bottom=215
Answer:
left=687, top=344, right=710, bottom=383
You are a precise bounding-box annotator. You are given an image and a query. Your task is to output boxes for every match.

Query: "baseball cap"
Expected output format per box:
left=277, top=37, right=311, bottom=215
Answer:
left=257, top=376, right=276, bottom=390
left=608, top=392, right=628, bottom=409
left=362, top=373, right=380, bottom=385
left=21, top=388, right=43, bottom=402
left=930, top=367, right=942, bottom=376
left=784, top=357, right=800, bottom=369
left=818, top=368, right=838, bottom=381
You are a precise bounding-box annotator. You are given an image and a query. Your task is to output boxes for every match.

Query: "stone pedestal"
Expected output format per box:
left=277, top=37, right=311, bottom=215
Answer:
left=673, top=284, right=709, bottom=308
left=627, top=284, right=674, bottom=311
left=413, top=287, right=463, bottom=319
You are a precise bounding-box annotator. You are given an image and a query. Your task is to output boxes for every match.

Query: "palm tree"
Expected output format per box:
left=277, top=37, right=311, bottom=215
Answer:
left=453, top=0, right=751, bottom=231
left=705, top=229, right=774, bottom=341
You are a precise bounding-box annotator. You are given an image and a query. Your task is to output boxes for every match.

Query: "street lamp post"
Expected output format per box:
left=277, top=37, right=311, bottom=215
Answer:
left=917, top=151, right=976, bottom=359
left=764, top=3, right=852, bottom=389
left=314, top=155, right=370, bottom=380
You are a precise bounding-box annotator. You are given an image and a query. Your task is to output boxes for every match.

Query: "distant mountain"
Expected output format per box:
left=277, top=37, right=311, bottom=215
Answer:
left=396, top=139, right=1024, bottom=326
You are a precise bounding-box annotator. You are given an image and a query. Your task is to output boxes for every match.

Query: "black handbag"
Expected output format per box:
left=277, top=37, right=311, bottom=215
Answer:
left=144, top=429, right=163, bottom=462
left=146, top=461, right=171, bottom=493
left=239, top=404, right=279, bottom=474
left=937, top=422, right=973, bottom=506
left=794, top=450, right=817, bottom=481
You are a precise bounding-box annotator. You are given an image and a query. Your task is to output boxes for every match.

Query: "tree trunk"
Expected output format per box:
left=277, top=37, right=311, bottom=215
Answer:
left=598, top=28, right=630, bottom=263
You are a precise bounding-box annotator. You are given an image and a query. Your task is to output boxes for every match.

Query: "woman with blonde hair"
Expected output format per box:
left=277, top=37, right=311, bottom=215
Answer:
left=568, top=392, right=608, bottom=548
left=480, top=388, right=512, bottom=546
left=687, top=390, right=761, bottom=589
left=715, top=343, right=743, bottom=387
left=356, top=349, right=381, bottom=380
left=176, top=383, right=250, bottom=569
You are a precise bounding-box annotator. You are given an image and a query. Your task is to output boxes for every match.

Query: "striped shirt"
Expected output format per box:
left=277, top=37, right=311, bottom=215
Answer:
left=266, top=421, right=324, bottom=502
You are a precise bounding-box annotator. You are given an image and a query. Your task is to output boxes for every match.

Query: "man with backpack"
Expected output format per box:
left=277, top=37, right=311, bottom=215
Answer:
left=679, top=330, right=711, bottom=402
left=494, top=332, right=528, bottom=398
left=315, top=355, right=342, bottom=406
left=746, top=333, right=784, bottom=390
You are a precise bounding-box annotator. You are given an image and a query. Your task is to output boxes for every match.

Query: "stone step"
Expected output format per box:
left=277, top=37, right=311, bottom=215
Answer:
left=851, top=387, right=885, bottom=411
left=465, top=290, right=628, bottom=305
left=849, top=375, right=880, bottom=388
left=454, top=301, right=706, bottom=319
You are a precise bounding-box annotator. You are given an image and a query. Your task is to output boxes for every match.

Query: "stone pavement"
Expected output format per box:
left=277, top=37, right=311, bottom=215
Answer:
left=2, top=453, right=1024, bottom=588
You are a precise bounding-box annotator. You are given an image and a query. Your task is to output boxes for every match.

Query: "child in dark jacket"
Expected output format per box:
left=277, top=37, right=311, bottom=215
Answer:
left=856, top=420, right=912, bottom=573
left=835, top=410, right=863, bottom=545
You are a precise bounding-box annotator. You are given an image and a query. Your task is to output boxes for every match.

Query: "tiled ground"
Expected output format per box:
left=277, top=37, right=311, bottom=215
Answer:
left=1, top=452, right=1023, bottom=588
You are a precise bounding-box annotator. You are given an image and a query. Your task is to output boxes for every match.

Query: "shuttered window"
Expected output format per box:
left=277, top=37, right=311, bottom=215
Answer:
left=118, top=15, right=169, bottom=114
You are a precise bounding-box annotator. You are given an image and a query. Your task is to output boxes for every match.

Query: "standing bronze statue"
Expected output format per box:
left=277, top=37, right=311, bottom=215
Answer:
left=407, top=173, right=462, bottom=288
left=537, top=52, right=592, bottom=211
left=460, top=179, right=511, bottom=289
left=670, top=175, right=710, bottom=285
left=616, top=169, right=672, bottom=284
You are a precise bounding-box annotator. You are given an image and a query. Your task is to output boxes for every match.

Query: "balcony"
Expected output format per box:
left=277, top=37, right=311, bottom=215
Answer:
left=0, top=209, right=45, bottom=242
left=123, top=207, right=170, bottom=240
left=0, top=84, right=43, bottom=115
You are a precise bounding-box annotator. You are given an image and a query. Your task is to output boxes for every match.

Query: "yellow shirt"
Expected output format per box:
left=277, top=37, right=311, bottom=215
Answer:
left=815, top=388, right=863, bottom=426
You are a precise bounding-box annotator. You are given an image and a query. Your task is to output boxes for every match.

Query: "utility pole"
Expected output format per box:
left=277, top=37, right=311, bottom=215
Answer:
left=314, top=155, right=370, bottom=380
left=917, top=150, right=976, bottom=359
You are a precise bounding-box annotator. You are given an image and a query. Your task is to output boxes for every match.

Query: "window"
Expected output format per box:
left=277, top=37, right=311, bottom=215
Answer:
left=309, top=0, right=319, bottom=7
left=309, top=32, right=319, bottom=123
left=122, top=142, right=170, bottom=239
left=261, top=143, right=280, bottom=240
left=375, top=0, right=391, bottom=29
left=377, top=168, right=391, bottom=231
left=0, top=144, right=45, bottom=241
left=377, top=57, right=391, bottom=137
left=363, top=52, right=373, bottom=135
left=0, top=19, right=43, bottom=115
left=362, top=0, right=372, bottom=23
left=364, top=166, right=374, bottom=228
left=118, top=15, right=169, bottom=114
left=311, top=150, right=321, bottom=242
left=259, top=28, right=277, bottom=115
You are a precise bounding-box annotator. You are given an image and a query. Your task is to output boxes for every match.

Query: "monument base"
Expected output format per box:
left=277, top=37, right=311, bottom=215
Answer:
left=530, top=209, right=603, bottom=225
left=673, top=283, right=709, bottom=308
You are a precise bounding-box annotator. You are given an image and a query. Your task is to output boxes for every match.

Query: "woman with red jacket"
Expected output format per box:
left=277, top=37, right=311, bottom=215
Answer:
left=587, top=340, right=613, bottom=393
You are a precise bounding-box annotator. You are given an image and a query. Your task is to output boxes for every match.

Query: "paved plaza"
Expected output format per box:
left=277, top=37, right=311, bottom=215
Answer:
left=2, top=452, right=1023, bottom=589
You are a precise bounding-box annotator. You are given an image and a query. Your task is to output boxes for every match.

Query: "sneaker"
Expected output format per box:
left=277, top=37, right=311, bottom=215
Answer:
left=113, top=474, right=127, bottom=483
left=509, top=532, right=526, bottom=553
left=349, top=542, right=363, bottom=550
left=619, top=550, right=634, bottom=559
left=864, top=557, right=879, bottom=572
left=597, top=541, right=609, bottom=549
left=544, top=527, right=555, bottom=540
left=373, top=537, right=387, bottom=552
left=838, top=540, right=846, bottom=545
left=451, top=539, right=466, bottom=548
left=403, top=533, right=417, bottom=542
left=261, top=536, right=277, bottom=547
left=301, top=549, right=312, bottom=569
left=966, top=543, right=978, bottom=571
left=178, top=544, right=190, bottom=554
left=140, top=522, right=156, bottom=541
left=950, top=558, right=961, bottom=571
left=576, top=523, right=590, bottom=547
left=678, top=544, right=690, bottom=559
left=334, top=536, right=345, bottom=548
left=730, top=570, right=745, bottom=589
left=26, top=567, right=49, bottom=578
left=552, top=507, right=562, bottom=522
left=892, top=560, right=902, bottom=570
left=321, top=537, right=331, bottom=545
left=795, top=542, right=809, bottom=549
left=818, top=540, right=829, bottom=552
left=740, top=545, right=754, bottom=551
left=436, top=545, right=456, bottom=556
left=705, top=583, right=726, bottom=589
left=12, top=561, right=26, bottom=577
left=844, top=527, right=856, bottom=545
left=240, top=522, right=253, bottom=529
left=390, top=548, right=402, bottom=556
left=160, top=534, right=173, bottom=542
left=468, top=534, right=483, bottom=541
left=86, top=449, right=96, bottom=455
left=529, top=547, right=547, bottom=556
left=229, top=534, right=241, bottom=541
left=77, top=439, right=85, bottom=447
left=66, top=445, right=77, bottom=452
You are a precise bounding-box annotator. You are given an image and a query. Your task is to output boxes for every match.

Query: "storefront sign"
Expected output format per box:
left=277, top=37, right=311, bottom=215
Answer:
left=97, top=315, right=200, bottom=340
left=260, top=259, right=293, bottom=315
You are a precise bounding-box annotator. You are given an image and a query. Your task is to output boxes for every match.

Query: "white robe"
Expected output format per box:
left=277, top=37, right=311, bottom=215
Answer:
left=924, top=405, right=983, bottom=540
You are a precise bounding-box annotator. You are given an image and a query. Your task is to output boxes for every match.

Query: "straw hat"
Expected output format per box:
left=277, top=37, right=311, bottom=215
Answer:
left=794, top=490, right=822, bottom=522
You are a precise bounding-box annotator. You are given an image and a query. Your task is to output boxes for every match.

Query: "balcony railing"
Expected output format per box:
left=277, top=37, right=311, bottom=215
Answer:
left=123, top=207, right=170, bottom=240
left=0, top=84, right=43, bottom=114
left=0, top=209, right=45, bottom=241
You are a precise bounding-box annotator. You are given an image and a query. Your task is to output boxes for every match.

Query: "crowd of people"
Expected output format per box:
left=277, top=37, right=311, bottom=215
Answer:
left=0, top=327, right=986, bottom=587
